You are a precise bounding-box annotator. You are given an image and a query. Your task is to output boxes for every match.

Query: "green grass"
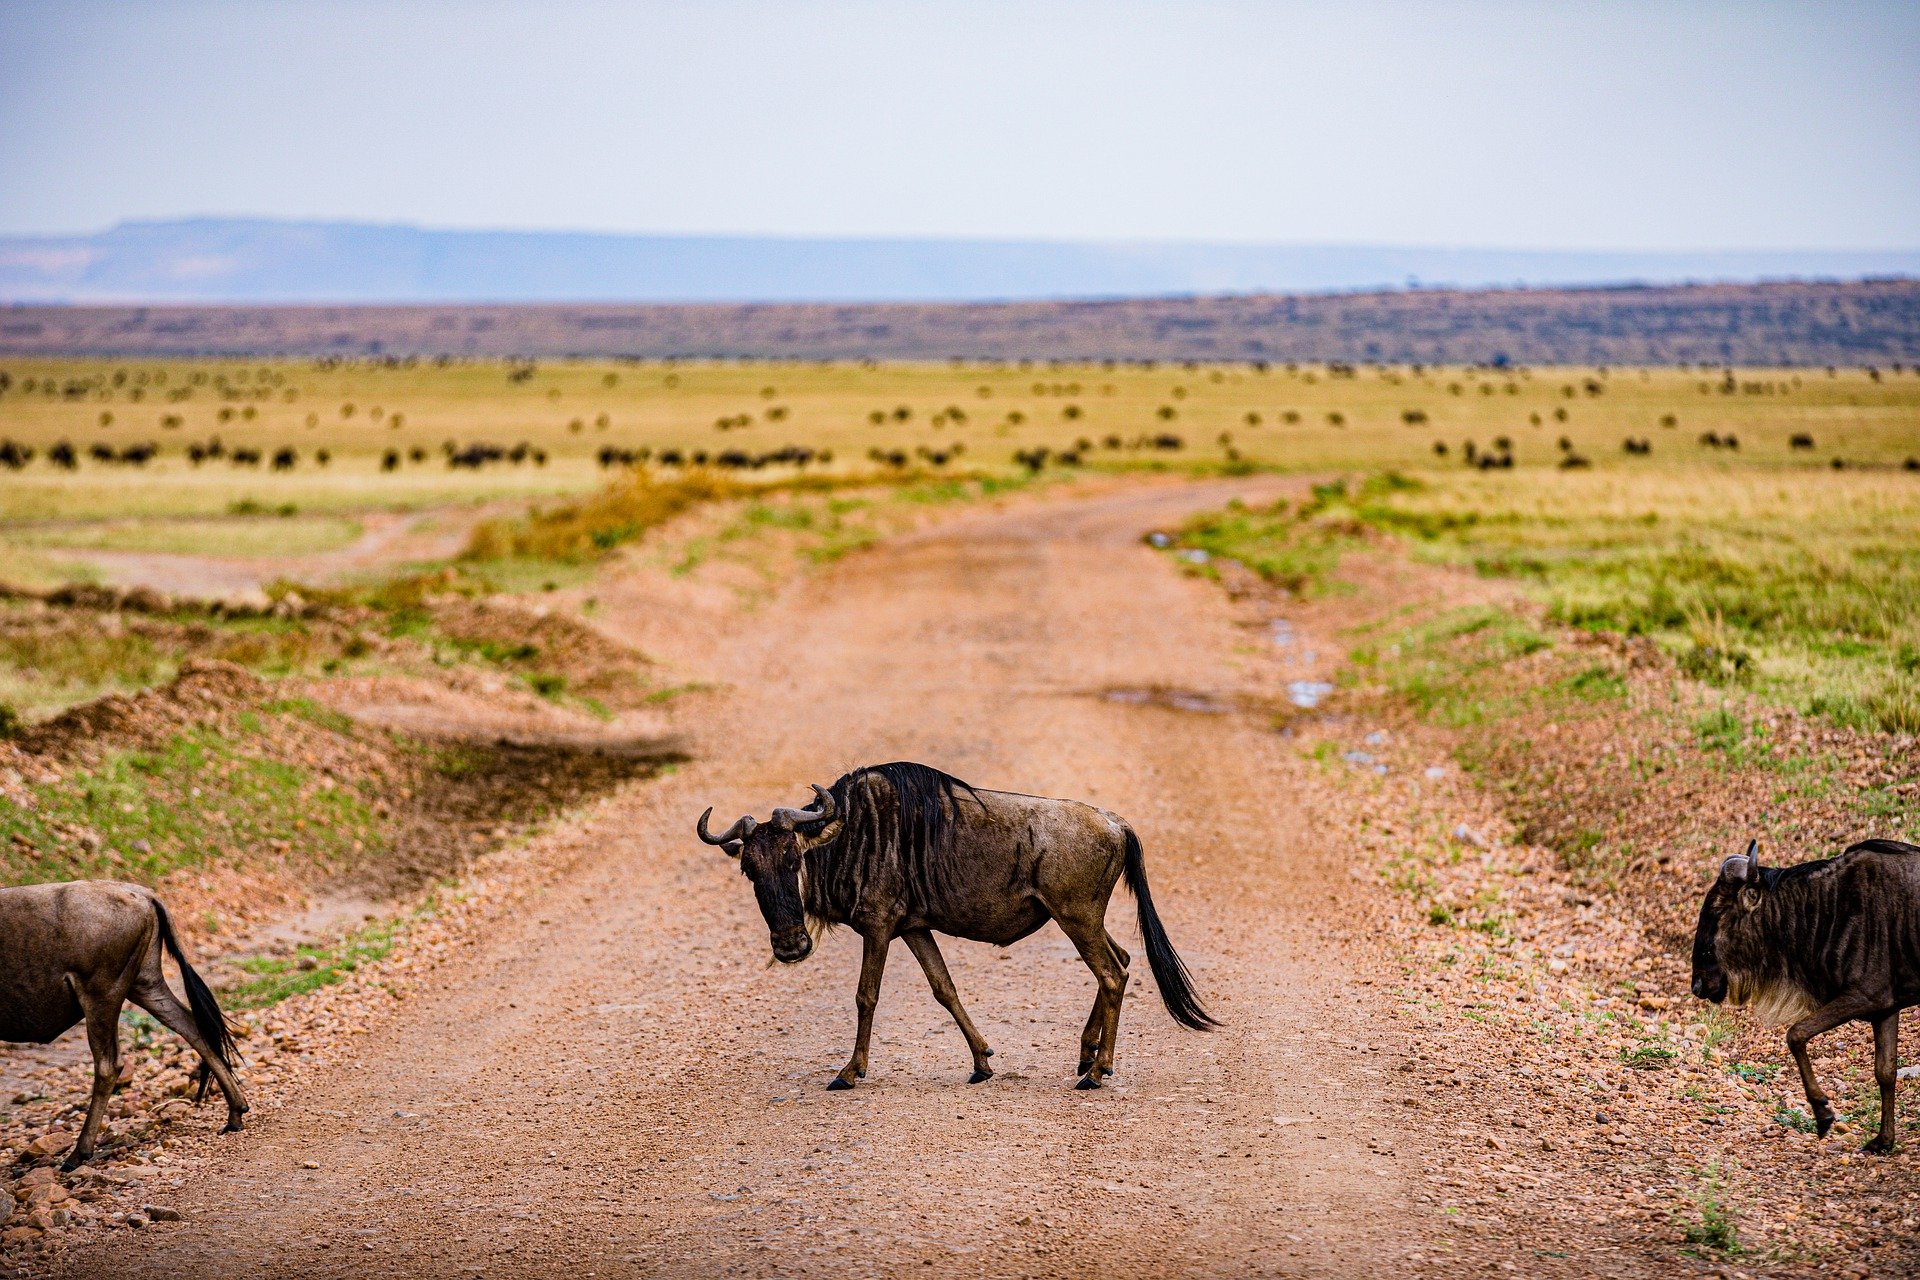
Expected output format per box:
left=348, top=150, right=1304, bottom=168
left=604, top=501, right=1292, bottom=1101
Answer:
left=1773, top=1106, right=1818, bottom=1133
left=1168, top=481, right=1374, bottom=596
left=224, top=913, right=408, bottom=1008
left=1675, top=1165, right=1742, bottom=1255
left=261, top=696, right=356, bottom=734
left=1340, top=470, right=1920, bottom=732
left=1622, top=1043, right=1679, bottom=1070
left=1350, top=605, right=1553, bottom=726
left=6, top=514, right=362, bottom=558
left=0, top=722, right=383, bottom=885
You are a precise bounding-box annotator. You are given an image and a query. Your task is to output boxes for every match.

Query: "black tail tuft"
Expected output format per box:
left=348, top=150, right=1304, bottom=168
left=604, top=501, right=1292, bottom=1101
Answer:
left=153, top=898, right=241, bottom=1095
left=1122, top=827, right=1219, bottom=1031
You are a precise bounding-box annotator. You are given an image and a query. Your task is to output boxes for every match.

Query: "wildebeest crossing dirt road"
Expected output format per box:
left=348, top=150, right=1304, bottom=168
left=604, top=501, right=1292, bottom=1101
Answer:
left=53, top=478, right=1444, bottom=1278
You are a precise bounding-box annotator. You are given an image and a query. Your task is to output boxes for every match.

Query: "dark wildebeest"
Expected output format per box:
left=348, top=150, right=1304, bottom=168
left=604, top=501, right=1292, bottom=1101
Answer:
left=0, top=881, right=248, bottom=1168
left=697, top=762, right=1216, bottom=1091
left=1691, top=839, right=1920, bottom=1153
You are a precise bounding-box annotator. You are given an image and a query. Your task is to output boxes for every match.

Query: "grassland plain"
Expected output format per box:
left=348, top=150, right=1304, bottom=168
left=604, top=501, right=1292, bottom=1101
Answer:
left=1, top=357, right=1916, bottom=525
left=1175, top=468, right=1920, bottom=733
left=0, top=356, right=1917, bottom=1270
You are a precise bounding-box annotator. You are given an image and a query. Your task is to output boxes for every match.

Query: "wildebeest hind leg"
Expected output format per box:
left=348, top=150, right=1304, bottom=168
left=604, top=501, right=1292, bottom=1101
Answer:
left=901, top=930, right=994, bottom=1082
left=131, top=976, right=249, bottom=1129
left=1786, top=996, right=1877, bottom=1138
left=66, top=998, right=123, bottom=1170
left=830, top=932, right=891, bottom=1091
left=1059, top=915, right=1127, bottom=1089
left=1867, top=1013, right=1900, bottom=1153
left=1075, top=933, right=1132, bottom=1075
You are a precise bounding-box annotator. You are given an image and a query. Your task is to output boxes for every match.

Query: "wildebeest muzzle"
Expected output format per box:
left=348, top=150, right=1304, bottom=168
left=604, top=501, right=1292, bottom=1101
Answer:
left=770, top=927, right=813, bottom=964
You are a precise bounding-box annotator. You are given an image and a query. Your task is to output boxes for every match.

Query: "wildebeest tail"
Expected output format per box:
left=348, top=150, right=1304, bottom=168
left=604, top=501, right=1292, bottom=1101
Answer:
left=153, top=897, right=241, bottom=1098
left=1122, top=827, right=1220, bottom=1030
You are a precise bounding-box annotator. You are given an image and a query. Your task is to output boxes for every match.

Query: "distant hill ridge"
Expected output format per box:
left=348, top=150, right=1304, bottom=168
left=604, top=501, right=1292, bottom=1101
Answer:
left=2, top=281, right=1916, bottom=365
left=3, top=218, right=1918, bottom=305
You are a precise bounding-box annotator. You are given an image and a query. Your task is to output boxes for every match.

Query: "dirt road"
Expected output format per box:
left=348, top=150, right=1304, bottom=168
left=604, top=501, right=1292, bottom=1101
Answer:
left=55, top=478, right=1436, bottom=1278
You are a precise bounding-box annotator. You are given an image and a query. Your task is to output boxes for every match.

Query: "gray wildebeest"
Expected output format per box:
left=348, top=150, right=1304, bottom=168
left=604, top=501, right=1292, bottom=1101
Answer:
left=697, top=761, right=1217, bottom=1091
left=1691, top=838, right=1920, bottom=1152
left=0, top=881, right=248, bottom=1168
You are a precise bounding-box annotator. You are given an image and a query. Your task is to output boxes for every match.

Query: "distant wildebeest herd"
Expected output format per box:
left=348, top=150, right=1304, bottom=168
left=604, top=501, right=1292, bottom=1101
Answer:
left=3, top=756, right=1916, bottom=1173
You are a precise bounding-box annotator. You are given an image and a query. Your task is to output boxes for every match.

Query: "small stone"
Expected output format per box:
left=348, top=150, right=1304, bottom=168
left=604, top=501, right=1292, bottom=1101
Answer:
left=125, top=1211, right=149, bottom=1229
left=301, top=1160, right=321, bottom=1170
left=24, top=1133, right=72, bottom=1159
left=143, top=1204, right=183, bottom=1222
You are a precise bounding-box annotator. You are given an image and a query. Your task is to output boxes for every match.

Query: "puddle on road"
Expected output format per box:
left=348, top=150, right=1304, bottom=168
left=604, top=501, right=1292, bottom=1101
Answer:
left=1100, top=687, right=1234, bottom=715
left=1287, top=681, right=1335, bottom=709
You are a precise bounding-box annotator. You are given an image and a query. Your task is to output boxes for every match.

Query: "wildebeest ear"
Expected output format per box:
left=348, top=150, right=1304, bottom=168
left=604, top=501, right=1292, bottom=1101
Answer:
left=723, top=840, right=743, bottom=859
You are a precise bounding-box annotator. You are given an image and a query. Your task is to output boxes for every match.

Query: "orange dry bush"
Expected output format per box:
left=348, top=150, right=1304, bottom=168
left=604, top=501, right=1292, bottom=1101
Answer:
left=463, top=470, right=739, bottom=563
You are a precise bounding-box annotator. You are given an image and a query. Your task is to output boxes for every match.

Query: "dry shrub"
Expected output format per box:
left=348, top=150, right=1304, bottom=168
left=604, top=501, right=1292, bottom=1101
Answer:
left=463, top=471, right=740, bottom=564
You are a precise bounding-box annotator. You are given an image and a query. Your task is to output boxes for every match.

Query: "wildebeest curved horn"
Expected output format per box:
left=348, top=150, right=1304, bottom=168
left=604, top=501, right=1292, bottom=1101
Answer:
left=697, top=807, right=756, bottom=846
left=770, top=784, right=836, bottom=831
left=1746, top=837, right=1760, bottom=872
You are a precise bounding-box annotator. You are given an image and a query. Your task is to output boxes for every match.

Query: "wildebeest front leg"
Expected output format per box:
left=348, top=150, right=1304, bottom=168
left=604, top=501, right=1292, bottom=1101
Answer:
left=829, top=932, right=890, bottom=1091
left=1867, top=1013, right=1900, bottom=1154
left=131, top=974, right=249, bottom=1131
left=66, top=999, right=123, bottom=1170
left=901, top=930, right=995, bottom=1083
left=1786, top=996, right=1878, bottom=1138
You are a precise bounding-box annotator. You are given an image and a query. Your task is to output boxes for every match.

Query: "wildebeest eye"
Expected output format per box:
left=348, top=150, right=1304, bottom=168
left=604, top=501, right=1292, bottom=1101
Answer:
left=1737, top=886, right=1762, bottom=911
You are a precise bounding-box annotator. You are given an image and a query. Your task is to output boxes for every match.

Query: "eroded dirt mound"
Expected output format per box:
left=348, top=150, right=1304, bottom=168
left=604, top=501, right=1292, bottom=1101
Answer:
left=2, top=660, right=682, bottom=948
left=425, top=596, right=653, bottom=709
left=20, top=660, right=272, bottom=758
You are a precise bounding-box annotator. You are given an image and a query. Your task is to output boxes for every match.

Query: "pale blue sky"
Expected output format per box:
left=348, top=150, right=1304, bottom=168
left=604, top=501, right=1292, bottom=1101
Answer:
left=1, top=0, right=1915, bottom=250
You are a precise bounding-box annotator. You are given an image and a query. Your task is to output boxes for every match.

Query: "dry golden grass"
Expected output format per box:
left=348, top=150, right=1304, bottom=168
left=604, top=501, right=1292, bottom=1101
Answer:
left=1, top=358, right=1914, bottom=525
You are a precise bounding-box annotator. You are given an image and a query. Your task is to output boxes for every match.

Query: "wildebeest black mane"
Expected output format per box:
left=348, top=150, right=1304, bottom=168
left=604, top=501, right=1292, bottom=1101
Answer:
left=1756, top=839, right=1920, bottom=892
left=801, top=762, right=984, bottom=926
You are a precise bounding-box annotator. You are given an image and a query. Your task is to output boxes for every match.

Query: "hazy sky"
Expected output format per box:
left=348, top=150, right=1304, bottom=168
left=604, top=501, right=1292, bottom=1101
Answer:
left=2, top=1, right=1915, bottom=249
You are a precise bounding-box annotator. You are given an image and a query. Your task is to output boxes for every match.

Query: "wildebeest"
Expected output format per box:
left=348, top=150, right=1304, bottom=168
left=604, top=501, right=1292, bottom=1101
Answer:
left=1691, top=839, right=1920, bottom=1152
left=697, top=762, right=1216, bottom=1092
left=0, top=881, right=248, bottom=1168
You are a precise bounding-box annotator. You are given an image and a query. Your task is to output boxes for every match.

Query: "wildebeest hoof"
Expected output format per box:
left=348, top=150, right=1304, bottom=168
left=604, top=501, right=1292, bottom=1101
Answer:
left=59, top=1152, right=89, bottom=1173
left=1814, top=1108, right=1836, bottom=1138
left=827, top=1076, right=855, bottom=1091
left=1075, top=1074, right=1101, bottom=1090
left=1863, top=1136, right=1895, bottom=1155
left=222, top=1118, right=245, bottom=1134
left=968, top=1069, right=993, bottom=1084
